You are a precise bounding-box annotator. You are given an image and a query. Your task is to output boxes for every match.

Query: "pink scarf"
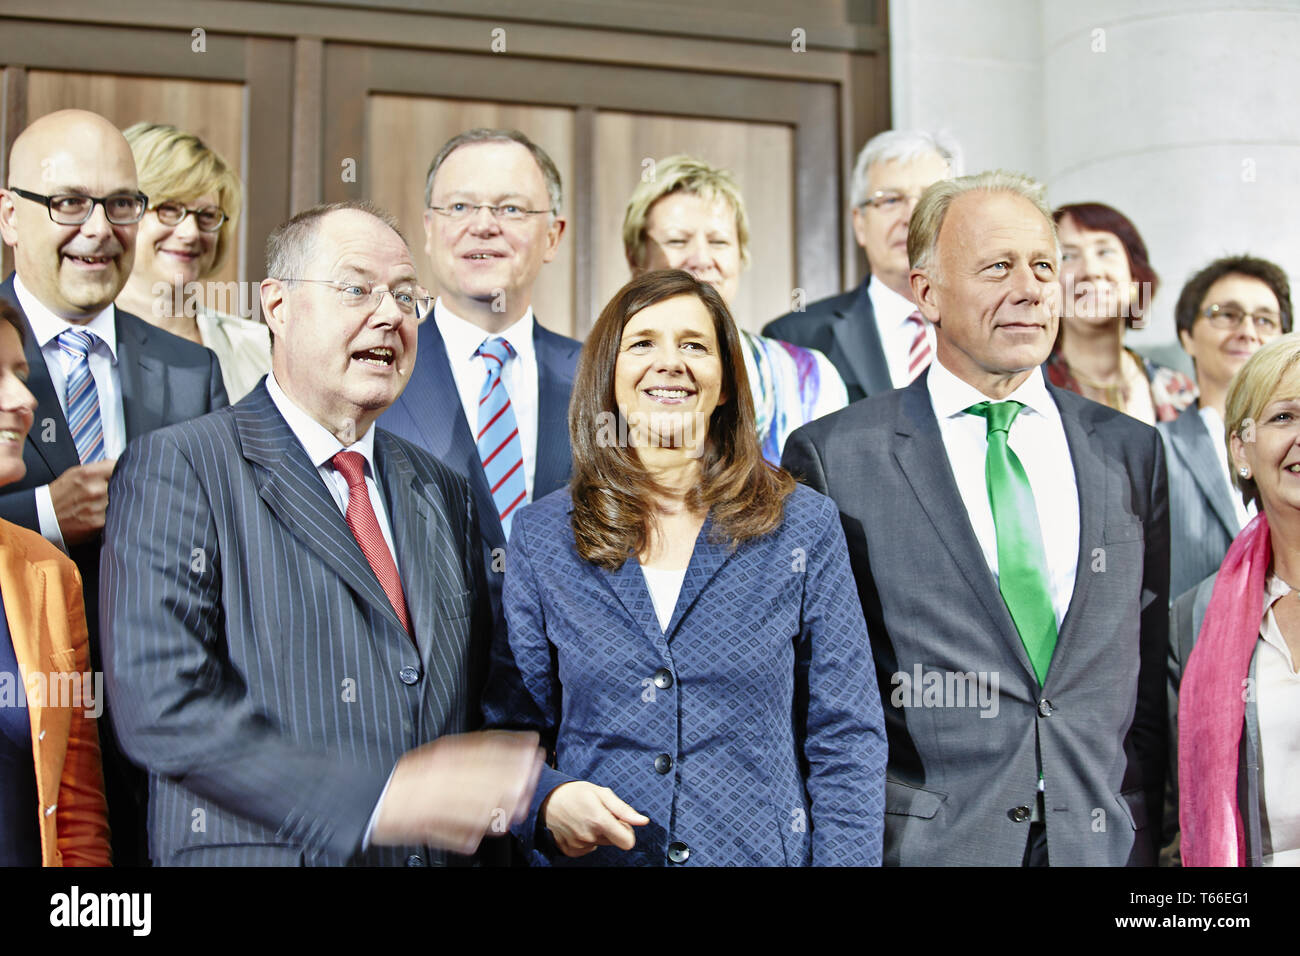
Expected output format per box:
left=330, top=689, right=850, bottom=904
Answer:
left=1178, top=511, right=1270, bottom=866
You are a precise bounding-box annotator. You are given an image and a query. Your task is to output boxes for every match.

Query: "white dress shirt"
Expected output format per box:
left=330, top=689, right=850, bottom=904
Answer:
left=1256, top=574, right=1300, bottom=866
left=870, top=278, right=936, bottom=389
left=1198, top=403, right=1256, bottom=530
left=264, top=372, right=399, bottom=564
left=641, top=564, right=688, bottom=633
left=927, top=358, right=1081, bottom=630
left=434, top=299, right=539, bottom=502
left=14, top=274, right=126, bottom=552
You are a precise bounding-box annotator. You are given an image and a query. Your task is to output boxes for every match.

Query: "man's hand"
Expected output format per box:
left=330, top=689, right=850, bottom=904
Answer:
left=541, top=781, right=649, bottom=857
left=49, top=460, right=118, bottom=547
left=371, top=729, right=545, bottom=855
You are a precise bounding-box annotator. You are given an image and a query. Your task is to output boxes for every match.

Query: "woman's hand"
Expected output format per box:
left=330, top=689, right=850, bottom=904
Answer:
left=541, top=782, right=650, bottom=857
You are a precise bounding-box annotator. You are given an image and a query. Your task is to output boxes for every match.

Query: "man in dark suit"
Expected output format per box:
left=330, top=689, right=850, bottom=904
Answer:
left=380, top=129, right=581, bottom=606
left=764, top=129, right=961, bottom=401
left=0, top=109, right=228, bottom=864
left=783, top=171, right=1169, bottom=866
left=101, top=201, right=543, bottom=865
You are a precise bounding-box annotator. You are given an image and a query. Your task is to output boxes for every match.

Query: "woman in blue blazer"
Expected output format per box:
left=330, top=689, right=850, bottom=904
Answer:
left=483, top=269, right=886, bottom=866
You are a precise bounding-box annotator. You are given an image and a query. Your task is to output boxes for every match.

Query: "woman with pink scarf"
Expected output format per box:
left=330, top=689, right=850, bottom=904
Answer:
left=1170, top=333, right=1300, bottom=866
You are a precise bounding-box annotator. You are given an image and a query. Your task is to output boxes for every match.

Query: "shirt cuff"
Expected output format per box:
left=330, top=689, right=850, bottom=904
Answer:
left=35, top=484, right=69, bottom=553
left=361, top=765, right=397, bottom=851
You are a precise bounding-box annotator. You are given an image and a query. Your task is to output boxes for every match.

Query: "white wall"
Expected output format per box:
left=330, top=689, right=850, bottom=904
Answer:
left=891, top=0, right=1300, bottom=365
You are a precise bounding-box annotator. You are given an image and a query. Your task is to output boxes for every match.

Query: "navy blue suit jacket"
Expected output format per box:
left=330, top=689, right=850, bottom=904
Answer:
left=379, top=315, right=580, bottom=606
left=483, top=484, right=887, bottom=866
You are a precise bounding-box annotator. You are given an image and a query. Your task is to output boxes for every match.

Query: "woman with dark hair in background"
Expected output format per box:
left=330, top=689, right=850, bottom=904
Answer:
left=1048, top=202, right=1196, bottom=424
left=483, top=269, right=885, bottom=866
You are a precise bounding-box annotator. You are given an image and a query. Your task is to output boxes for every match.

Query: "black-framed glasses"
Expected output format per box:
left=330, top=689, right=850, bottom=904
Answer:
left=7, top=186, right=147, bottom=225
left=279, top=278, right=432, bottom=319
left=428, top=202, right=552, bottom=223
left=1201, top=304, right=1282, bottom=335
left=859, top=189, right=925, bottom=212
left=153, top=201, right=226, bottom=232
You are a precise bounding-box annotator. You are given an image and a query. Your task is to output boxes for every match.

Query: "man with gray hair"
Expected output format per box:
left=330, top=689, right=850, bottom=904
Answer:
left=380, top=129, right=581, bottom=608
left=765, top=129, right=961, bottom=401
left=784, top=171, right=1169, bottom=866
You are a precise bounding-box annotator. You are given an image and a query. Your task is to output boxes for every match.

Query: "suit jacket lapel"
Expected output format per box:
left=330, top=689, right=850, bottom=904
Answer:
left=830, top=279, right=892, bottom=396
left=115, top=313, right=167, bottom=441
left=599, top=556, right=669, bottom=656
left=532, top=322, right=575, bottom=501
left=891, top=377, right=1030, bottom=668
left=1169, top=405, right=1238, bottom=536
left=403, top=319, right=506, bottom=551
left=663, top=516, right=733, bottom=641
left=1052, top=389, right=1106, bottom=654
left=235, top=385, right=405, bottom=636
left=1, top=276, right=79, bottom=478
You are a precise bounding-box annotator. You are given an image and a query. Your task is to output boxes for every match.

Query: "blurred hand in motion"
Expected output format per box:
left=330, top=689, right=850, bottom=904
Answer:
left=541, top=781, right=649, bottom=857
left=372, top=729, right=545, bottom=854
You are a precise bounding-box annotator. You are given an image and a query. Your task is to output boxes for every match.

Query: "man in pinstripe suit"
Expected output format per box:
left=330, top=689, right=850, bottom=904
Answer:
left=100, top=201, right=543, bottom=866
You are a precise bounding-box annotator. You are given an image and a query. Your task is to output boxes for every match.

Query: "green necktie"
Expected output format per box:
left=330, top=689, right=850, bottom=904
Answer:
left=966, top=401, right=1058, bottom=686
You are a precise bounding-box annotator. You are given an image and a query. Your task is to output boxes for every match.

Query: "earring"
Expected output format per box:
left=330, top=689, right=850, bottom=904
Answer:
left=1239, top=466, right=1251, bottom=479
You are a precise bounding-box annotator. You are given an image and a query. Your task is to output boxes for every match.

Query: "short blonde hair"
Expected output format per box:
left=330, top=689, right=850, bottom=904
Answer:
left=908, top=170, right=1055, bottom=280
left=622, top=155, right=751, bottom=270
left=123, top=122, right=243, bottom=274
left=1224, top=332, right=1300, bottom=510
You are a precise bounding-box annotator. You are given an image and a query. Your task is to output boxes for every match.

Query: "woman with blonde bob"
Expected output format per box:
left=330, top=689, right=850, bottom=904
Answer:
left=483, top=269, right=885, bottom=866
left=117, top=122, right=270, bottom=400
left=1172, top=332, right=1300, bottom=866
left=622, top=155, right=847, bottom=465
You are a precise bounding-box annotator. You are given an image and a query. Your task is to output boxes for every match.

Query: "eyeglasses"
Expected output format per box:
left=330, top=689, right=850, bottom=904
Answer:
left=8, top=186, right=148, bottom=225
left=859, top=190, right=925, bottom=212
left=279, top=278, right=432, bottom=318
left=153, top=201, right=227, bottom=232
left=1201, top=304, right=1282, bottom=335
left=428, top=202, right=552, bottom=223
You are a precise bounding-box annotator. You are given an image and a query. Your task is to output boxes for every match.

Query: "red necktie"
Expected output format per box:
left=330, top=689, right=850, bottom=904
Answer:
left=331, top=450, right=412, bottom=635
left=906, top=310, right=933, bottom=383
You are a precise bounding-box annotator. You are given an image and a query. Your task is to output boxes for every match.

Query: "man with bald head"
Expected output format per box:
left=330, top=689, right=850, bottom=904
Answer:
left=0, top=109, right=228, bottom=864
left=784, top=171, right=1168, bottom=866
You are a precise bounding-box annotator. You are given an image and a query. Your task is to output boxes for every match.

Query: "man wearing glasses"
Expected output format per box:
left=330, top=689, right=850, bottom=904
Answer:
left=100, top=200, right=544, bottom=865
left=379, top=129, right=580, bottom=609
left=0, top=108, right=228, bottom=865
left=765, top=129, right=962, bottom=401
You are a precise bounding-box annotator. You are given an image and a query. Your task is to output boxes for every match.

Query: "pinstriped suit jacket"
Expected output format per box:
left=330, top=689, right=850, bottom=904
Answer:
left=100, top=382, right=493, bottom=866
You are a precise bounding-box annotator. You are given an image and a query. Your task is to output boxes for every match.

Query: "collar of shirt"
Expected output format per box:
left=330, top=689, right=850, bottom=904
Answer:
left=1261, top=573, right=1298, bottom=669
left=14, top=273, right=119, bottom=361
left=867, top=276, right=920, bottom=332
left=927, top=355, right=1059, bottom=425
left=434, top=297, right=535, bottom=368
left=265, top=370, right=378, bottom=473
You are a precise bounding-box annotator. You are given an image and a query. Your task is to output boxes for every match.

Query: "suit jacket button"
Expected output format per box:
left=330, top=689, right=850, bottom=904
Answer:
left=667, top=842, right=690, bottom=864
left=653, top=668, right=673, bottom=689
left=1009, top=805, right=1032, bottom=823
left=1038, top=698, right=1054, bottom=717
left=399, top=666, right=420, bottom=685
left=654, top=753, right=673, bottom=774
left=405, top=854, right=425, bottom=866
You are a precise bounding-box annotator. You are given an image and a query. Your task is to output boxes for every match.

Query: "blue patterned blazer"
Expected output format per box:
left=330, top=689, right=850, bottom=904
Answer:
left=100, top=382, right=493, bottom=866
left=483, top=483, right=887, bottom=866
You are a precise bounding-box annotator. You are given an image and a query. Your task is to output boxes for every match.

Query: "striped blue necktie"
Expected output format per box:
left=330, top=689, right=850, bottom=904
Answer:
left=58, top=329, right=105, bottom=464
left=475, top=336, right=526, bottom=537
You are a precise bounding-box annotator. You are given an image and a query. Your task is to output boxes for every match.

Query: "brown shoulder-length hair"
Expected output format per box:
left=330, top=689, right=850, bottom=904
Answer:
left=569, top=269, right=795, bottom=569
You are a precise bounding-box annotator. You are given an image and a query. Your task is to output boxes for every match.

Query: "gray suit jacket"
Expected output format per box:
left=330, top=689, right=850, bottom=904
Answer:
left=100, top=383, right=493, bottom=866
left=1157, top=404, right=1241, bottom=604
left=763, top=278, right=891, bottom=403
left=783, top=373, right=1170, bottom=866
left=1164, top=575, right=1264, bottom=866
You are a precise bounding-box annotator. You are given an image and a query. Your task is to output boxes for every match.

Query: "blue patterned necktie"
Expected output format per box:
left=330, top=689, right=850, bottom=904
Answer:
left=58, top=329, right=105, bottom=464
left=474, top=336, right=526, bottom=537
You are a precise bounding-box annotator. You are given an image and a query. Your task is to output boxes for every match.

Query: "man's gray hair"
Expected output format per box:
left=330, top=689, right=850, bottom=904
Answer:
left=907, top=170, right=1055, bottom=281
left=850, top=129, right=965, bottom=208
left=265, top=200, right=406, bottom=280
left=422, top=128, right=563, bottom=216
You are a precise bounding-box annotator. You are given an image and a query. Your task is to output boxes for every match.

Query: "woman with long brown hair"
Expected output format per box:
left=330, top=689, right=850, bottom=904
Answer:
left=483, top=269, right=885, bottom=866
